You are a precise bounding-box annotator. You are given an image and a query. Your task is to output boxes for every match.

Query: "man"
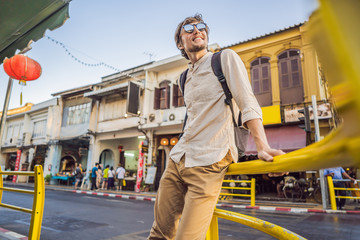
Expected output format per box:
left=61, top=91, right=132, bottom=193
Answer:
left=74, top=163, right=83, bottom=190
left=116, top=163, right=125, bottom=191
left=91, top=163, right=99, bottom=191
left=148, top=14, right=284, bottom=240
left=324, top=167, right=356, bottom=210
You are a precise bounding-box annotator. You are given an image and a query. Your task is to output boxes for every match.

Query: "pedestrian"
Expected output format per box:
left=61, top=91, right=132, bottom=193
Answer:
left=148, top=14, right=284, bottom=240
left=116, top=163, right=125, bottom=191
left=324, top=167, right=356, bottom=210
left=107, top=166, right=115, bottom=190
left=74, top=163, right=83, bottom=190
left=97, top=165, right=103, bottom=189
left=102, top=165, right=109, bottom=190
left=91, top=163, right=99, bottom=191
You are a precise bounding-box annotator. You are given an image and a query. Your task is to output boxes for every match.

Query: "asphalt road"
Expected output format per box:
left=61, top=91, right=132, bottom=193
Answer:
left=0, top=188, right=359, bottom=240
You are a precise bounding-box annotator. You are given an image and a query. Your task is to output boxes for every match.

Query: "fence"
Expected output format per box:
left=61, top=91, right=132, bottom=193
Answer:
left=0, top=165, right=45, bottom=240
left=206, top=208, right=306, bottom=240
left=327, top=176, right=360, bottom=210
left=219, top=178, right=255, bottom=206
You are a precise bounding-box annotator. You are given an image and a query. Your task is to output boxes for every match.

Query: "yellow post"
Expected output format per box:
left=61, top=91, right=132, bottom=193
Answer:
left=250, top=178, right=256, bottom=207
left=327, top=176, right=337, bottom=210
left=0, top=166, right=3, bottom=203
left=205, top=214, right=219, bottom=240
left=28, top=165, right=45, bottom=240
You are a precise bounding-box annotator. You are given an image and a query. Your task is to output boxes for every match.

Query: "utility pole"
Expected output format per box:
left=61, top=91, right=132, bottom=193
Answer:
left=312, top=95, right=329, bottom=209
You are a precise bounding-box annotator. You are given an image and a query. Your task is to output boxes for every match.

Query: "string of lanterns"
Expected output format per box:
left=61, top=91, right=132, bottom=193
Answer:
left=45, top=35, right=140, bottom=80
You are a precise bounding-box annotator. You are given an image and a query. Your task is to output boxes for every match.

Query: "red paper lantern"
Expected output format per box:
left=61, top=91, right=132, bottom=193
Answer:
left=3, top=54, right=42, bottom=105
left=3, top=54, right=42, bottom=84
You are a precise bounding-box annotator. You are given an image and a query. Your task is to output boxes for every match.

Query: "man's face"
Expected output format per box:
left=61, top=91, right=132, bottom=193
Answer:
left=178, top=21, right=208, bottom=55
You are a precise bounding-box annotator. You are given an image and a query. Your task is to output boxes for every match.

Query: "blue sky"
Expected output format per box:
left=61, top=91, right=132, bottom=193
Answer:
left=0, top=0, right=318, bottom=109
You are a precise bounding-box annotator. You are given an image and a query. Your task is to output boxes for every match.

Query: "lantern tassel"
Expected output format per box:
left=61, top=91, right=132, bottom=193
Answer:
left=20, top=91, right=23, bottom=105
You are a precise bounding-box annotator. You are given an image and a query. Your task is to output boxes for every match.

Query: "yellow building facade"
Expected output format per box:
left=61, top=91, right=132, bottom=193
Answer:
left=223, top=23, right=333, bottom=153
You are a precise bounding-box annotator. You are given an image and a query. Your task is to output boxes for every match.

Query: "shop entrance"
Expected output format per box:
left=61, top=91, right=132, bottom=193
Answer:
left=99, top=149, right=114, bottom=168
left=155, top=149, right=167, bottom=190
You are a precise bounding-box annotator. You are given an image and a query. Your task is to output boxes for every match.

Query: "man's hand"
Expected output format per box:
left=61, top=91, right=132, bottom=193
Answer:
left=257, top=147, right=287, bottom=177
left=257, top=148, right=285, bottom=162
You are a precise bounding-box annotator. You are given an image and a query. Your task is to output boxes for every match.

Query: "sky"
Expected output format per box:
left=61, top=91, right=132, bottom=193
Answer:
left=0, top=0, right=318, bottom=110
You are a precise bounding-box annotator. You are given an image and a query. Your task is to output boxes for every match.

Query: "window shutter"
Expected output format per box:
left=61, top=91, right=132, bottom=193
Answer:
left=165, top=84, right=170, bottom=109
left=173, top=84, right=179, bottom=107
left=154, top=87, right=160, bottom=110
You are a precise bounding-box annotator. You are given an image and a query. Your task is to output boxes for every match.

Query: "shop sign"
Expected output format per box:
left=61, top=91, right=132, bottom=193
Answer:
left=141, top=144, right=148, bottom=153
left=284, top=103, right=332, bottom=123
left=12, top=149, right=21, bottom=183
left=135, top=142, right=145, bottom=192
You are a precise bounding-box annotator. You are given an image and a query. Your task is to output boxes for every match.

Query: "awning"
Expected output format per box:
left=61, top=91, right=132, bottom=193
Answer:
left=246, top=125, right=306, bottom=154
left=0, top=0, right=71, bottom=63
left=84, top=82, right=128, bottom=98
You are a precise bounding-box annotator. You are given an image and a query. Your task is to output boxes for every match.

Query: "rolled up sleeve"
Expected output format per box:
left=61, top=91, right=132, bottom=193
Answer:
left=221, top=49, right=262, bottom=128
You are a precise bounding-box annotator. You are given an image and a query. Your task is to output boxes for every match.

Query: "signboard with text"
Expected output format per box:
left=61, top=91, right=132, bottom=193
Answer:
left=12, top=149, right=21, bottom=183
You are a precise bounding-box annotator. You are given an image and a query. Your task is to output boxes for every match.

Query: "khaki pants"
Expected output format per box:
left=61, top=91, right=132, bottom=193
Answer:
left=148, top=151, right=232, bottom=240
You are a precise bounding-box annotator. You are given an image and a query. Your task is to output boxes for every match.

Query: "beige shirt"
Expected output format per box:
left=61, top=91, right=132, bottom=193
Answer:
left=169, top=49, right=262, bottom=167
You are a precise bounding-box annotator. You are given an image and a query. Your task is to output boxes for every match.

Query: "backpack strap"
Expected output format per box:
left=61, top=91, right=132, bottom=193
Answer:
left=211, top=51, right=239, bottom=128
left=179, top=69, right=189, bottom=139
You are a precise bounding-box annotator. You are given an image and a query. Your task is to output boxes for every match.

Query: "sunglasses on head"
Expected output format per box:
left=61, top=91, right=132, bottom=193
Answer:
left=183, top=22, right=207, bottom=33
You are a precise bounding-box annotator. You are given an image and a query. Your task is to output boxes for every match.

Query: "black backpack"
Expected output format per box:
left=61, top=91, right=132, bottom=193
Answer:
left=179, top=51, right=249, bottom=158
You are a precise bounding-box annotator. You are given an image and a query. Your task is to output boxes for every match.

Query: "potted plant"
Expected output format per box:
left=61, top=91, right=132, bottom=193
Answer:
left=44, top=174, right=51, bottom=185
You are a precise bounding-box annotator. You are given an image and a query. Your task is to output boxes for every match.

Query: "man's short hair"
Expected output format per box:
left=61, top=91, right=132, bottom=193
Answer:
left=174, top=13, right=209, bottom=60
left=95, top=163, right=99, bottom=166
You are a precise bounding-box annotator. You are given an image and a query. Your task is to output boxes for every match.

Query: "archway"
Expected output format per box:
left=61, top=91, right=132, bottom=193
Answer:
left=59, top=155, right=77, bottom=175
left=99, top=149, right=114, bottom=169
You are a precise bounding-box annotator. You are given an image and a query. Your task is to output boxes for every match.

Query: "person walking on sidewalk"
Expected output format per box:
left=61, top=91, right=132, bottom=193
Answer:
left=148, top=14, right=284, bottom=240
left=102, top=165, right=109, bottom=190
left=107, top=166, right=115, bottom=190
left=116, top=164, right=125, bottom=191
left=91, top=163, right=99, bottom=191
left=74, top=163, right=83, bottom=190
left=324, top=167, right=356, bottom=210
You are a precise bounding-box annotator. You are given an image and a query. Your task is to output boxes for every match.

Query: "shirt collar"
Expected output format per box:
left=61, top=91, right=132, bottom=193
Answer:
left=188, top=51, right=212, bottom=71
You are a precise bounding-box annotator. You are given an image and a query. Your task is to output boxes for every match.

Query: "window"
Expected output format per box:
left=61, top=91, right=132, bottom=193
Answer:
left=172, top=84, right=184, bottom=107
left=5, top=123, right=23, bottom=144
left=32, top=120, right=46, bottom=138
left=62, top=102, right=91, bottom=126
left=250, top=57, right=272, bottom=106
left=99, top=96, right=126, bottom=121
left=279, top=50, right=302, bottom=89
left=154, top=81, right=171, bottom=110
left=278, top=49, right=304, bottom=104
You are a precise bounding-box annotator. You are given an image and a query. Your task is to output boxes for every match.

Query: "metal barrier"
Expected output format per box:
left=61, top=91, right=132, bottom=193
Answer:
left=206, top=208, right=306, bottom=240
left=327, top=176, right=360, bottom=210
left=220, top=178, right=255, bottom=206
left=0, top=165, right=45, bottom=240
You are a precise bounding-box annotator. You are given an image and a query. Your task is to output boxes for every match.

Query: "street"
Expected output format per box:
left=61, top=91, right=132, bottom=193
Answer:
left=0, top=187, right=360, bottom=240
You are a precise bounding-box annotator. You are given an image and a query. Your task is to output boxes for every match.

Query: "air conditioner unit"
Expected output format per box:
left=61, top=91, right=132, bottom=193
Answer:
left=23, top=132, right=32, bottom=145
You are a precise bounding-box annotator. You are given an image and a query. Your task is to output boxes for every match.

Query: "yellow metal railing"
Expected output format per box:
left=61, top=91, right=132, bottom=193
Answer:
left=220, top=178, right=255, bottom=206
left=0, top=165, right=45, bottom=240
left=327, top=176, right=360, bottom=210
left=206, top=208, right=306, bottom=240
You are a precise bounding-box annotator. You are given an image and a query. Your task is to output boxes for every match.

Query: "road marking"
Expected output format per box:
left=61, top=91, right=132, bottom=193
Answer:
left=105, top=199, right=133, bottom=204
left=104, top=229, right=150, bottom=240
left=15, top=220, right=62, bottom=233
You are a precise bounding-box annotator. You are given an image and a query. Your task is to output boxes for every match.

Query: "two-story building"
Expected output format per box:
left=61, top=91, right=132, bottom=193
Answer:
left=0, top=99, right=61, bottom=182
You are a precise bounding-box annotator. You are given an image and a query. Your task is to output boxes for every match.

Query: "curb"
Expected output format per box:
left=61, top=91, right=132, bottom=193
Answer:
left=72, top=190, right=360, bottom=215
left=0, top=227, right=27, bottom=240
left=215, top=203, right=360, bottom=214
left=72, top=190, right=156, bottom=202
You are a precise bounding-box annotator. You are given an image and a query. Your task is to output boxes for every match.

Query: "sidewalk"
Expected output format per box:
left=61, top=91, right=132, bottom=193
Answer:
left=1, top=181, right=360, bottom=239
